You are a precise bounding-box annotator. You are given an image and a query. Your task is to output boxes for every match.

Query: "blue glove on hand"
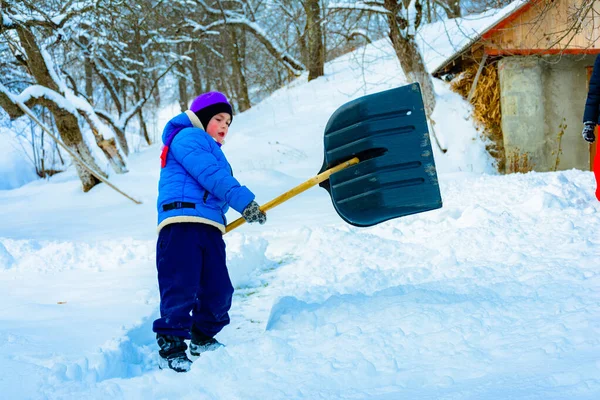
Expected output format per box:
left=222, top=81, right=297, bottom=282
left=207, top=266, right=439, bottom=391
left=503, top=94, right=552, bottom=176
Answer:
left=242, top=201, right=266, bottom=225
left=582, top=122, right=596, bottom=143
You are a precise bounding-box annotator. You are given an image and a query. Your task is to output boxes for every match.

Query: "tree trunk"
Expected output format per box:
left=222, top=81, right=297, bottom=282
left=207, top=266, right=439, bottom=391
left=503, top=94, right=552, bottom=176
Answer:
left=228, top=28, right=251, bottom=111
left=85, top=62, right=94, bottom=104
left=0, top=88, right=116, bottom=190
left=139, top=110, right=150, bottom=145
left=298, top=31, right=308, bottom=68
left=219, top=66, right=236, bottom=113
left=189, top=43, right=205, bottom=95
left=114, top=122, right=129, bottom=156
left=152, top=69, right=161, bottom=107
left=178, top=72, right=188, bottom=112
left=15, top=26, right=112, bottom=191
left=384, top=0, right=436, bottom=117
left=450, top=1, right=461, bottom=18
left=92, top=58, right=123, bottom=114
left=426, top=0, right=432, bottom=23
left=94, top=111, right=128, bottom=151
left=81, top=36, right=94, bottom=102
left=131, top=23, right=151, bottom=146
left=133, top=97, right=151, bottom=146
left=50, top=104, right=104, bottom=191
left=78, top=109, right=128, bottom=172
left=303, top=0, right=325, bottom=81
left=211, top=19, right=305, bottom=75
left=177, top=44, right=189, bottom=112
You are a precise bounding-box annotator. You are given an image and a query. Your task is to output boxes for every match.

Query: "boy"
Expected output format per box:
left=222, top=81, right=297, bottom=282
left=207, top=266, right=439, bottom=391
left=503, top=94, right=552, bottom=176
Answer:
left=154, top=91, right=266, bottom=372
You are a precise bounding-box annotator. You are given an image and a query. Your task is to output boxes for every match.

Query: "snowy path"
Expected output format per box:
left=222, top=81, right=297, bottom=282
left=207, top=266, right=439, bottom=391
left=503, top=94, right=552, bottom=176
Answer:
left=1, top=170, right=599, bottom=399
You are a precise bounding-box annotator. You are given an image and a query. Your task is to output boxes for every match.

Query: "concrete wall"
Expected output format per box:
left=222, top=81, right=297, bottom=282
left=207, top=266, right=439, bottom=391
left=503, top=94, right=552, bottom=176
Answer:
left=498, top=55, right=595, bottom=173
left=542, top=55, right=594, bottom=171
left=498, top=57, right=547, bottom=172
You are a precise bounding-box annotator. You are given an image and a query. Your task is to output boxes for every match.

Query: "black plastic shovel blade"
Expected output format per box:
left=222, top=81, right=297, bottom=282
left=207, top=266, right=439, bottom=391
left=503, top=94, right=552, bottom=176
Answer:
left=318, top=83, right=442, bottom=227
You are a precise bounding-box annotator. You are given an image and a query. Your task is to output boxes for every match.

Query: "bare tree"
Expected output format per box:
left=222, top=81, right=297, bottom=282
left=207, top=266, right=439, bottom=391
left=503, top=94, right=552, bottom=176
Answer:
left=303, top=0, right=326, bottom=81
left=77, top=0, right=180, bottom=147
left=329, top=0, right=436, bottom=118
left=215, top=1, right=251, bottom=111
left=193, top=0, right=306, bottom=76
left=4, top=0, right=514, bottom=194
left=1, top=2, right=128, bottom=191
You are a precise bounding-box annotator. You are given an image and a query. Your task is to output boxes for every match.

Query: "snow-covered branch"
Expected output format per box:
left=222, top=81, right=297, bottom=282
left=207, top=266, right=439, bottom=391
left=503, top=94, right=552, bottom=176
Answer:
left=205, top=18, right=305, bottom=74
left=1, top=1, right=94, bottom=30
left=328, top=1, right=388, bottom=15
left=20, top=85, right=78, bottom=114
left=0, top=82, right=26, bottom=118
left=192, top=0, right=305, bottom=74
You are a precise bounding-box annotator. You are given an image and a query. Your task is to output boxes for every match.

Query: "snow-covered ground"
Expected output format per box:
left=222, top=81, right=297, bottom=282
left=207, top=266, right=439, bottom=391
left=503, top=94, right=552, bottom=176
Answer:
left=1, top=8, right=600, bottom=400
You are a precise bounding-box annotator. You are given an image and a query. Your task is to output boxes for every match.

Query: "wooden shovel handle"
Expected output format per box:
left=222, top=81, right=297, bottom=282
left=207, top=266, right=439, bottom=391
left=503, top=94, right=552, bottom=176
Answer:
left=225, top=157, right=360, bottom=233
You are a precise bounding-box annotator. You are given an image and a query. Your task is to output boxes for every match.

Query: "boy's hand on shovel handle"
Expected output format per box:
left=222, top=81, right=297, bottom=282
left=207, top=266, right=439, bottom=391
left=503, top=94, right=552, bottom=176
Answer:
left=242, top=201, right=267, bottom=225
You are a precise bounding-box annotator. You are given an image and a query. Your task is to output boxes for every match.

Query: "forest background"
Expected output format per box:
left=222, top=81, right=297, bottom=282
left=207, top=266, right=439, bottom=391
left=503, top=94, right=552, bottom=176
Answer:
left=0, top=0, right=511, bottom=191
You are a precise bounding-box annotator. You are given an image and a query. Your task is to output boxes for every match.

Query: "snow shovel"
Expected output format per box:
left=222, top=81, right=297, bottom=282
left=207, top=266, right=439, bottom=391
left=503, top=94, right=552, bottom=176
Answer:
left=226, top=82, right=442, bottom=233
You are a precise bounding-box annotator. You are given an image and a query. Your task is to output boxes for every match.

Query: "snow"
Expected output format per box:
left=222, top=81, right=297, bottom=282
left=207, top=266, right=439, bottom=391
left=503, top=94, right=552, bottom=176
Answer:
left=328, top=2, right=388, bottom=14
left=18, top=85, right=77, bottom=114
left=1, top=8, right=599, bottom=400
left=2, top=12, right=13, bottom=28
left=0, top=127, right=38, bottom=191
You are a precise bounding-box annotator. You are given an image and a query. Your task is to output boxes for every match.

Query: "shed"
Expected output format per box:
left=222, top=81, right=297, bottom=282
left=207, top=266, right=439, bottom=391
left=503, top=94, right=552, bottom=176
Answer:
left=432, top=0, right=600, bottom=173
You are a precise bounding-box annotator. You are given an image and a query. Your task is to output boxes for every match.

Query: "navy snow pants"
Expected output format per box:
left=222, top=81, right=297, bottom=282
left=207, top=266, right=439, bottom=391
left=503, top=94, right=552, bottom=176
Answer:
left=152, top=223, right=234, bottom=339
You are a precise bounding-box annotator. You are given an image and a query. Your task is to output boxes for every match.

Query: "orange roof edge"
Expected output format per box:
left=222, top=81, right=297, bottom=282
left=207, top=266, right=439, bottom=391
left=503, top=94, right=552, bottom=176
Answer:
left=485, top=48, right=600, bottom=56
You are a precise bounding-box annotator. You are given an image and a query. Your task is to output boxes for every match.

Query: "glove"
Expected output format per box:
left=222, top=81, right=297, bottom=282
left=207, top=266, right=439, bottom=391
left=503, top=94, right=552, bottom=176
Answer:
left=582, top=122, right=596, bottom=143
left=242, top=201, right=266, bottom=225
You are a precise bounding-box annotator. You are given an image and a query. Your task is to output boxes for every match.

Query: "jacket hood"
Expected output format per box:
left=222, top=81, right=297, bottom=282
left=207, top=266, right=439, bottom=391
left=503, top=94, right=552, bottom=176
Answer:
left=162, top=112, right=194, bottom=145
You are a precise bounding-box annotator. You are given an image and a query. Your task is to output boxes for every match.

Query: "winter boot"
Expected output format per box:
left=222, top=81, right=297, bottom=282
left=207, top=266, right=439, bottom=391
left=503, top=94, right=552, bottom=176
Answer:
left=190, top=325, right=224, bottom=356
left=157, top=334, right=193, bottom=372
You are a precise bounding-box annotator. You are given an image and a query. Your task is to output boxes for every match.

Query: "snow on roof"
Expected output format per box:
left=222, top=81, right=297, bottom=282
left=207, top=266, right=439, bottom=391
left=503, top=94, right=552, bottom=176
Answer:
left=419, top=0, right=528, bottom=75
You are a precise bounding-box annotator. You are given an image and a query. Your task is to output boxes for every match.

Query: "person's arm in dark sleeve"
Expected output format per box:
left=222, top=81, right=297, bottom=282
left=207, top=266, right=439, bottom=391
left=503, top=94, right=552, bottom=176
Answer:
left=582, top=56, right=600, bottom=143
left=583, top=55, right=600, bottom=124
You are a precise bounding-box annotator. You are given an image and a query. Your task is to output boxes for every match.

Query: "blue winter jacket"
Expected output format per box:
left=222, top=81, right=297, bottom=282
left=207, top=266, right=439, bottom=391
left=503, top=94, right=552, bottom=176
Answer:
left=157, top=111, right=255, bottom=233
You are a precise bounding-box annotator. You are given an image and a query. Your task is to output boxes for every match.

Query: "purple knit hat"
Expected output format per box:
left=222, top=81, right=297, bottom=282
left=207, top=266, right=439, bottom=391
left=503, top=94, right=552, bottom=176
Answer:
left=190, top=91, right=233, bottom=129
